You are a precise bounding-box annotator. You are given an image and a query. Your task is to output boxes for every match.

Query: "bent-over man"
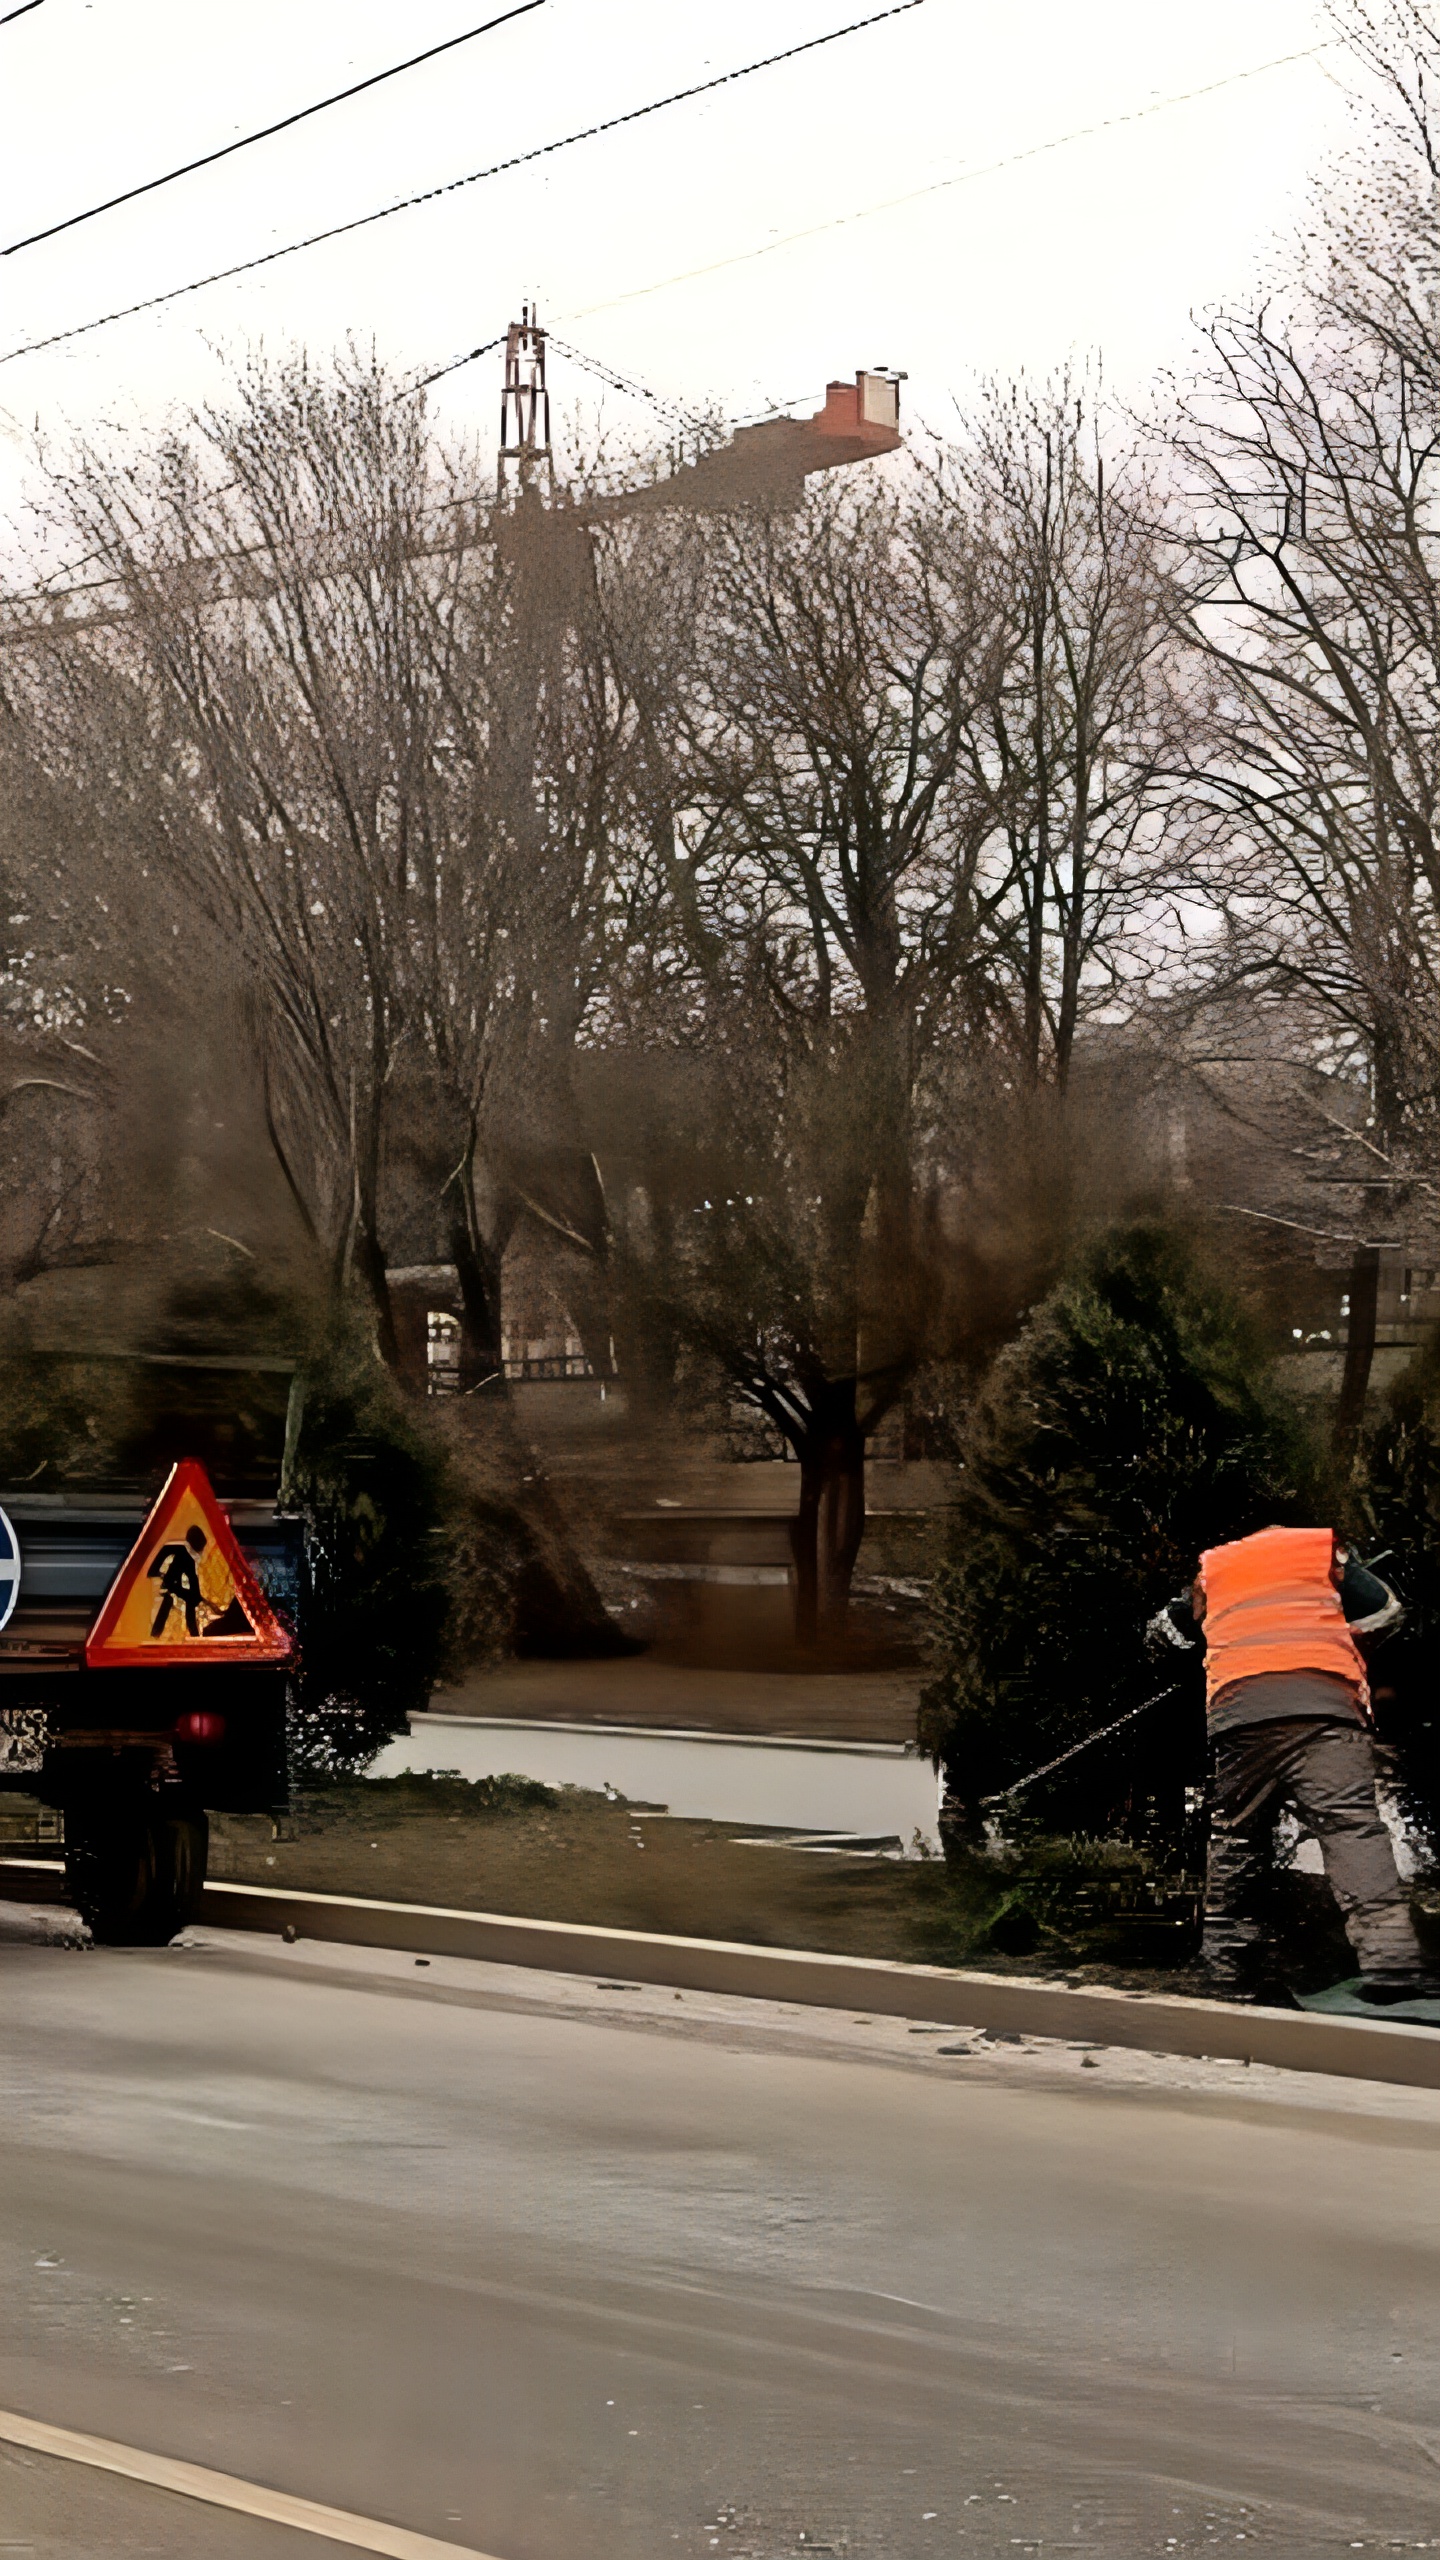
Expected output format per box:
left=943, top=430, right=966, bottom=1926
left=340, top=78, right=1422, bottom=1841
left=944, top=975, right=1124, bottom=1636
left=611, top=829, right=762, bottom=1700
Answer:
left=1150, top=1524, right=1434, bottom=2006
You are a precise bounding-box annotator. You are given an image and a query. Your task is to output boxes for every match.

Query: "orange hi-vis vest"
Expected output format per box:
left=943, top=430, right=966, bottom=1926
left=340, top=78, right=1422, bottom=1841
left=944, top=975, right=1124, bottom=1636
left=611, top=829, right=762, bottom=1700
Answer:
left=1198, top=1527, right=1369, bottom=1713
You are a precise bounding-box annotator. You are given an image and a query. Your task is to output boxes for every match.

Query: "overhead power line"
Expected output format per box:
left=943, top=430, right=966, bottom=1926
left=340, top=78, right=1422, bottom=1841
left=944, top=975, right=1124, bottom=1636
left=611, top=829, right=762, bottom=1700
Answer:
left=544, top=332, right=692, bottom=426
left=403, top=331, right=507, bottom=398
left=0, top=0, right=46, bottom=21
left=562, top=40, right=1337, bottom=330
left=407, top=324, right=694, bottom=421
left=4, top=0, right=547, bottom=256
left=0, top=1, right=926, bottom=368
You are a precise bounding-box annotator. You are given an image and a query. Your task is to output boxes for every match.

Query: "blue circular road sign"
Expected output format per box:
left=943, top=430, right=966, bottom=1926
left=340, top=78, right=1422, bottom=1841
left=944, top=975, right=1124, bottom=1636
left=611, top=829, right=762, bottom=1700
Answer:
left=0, top=1507, right=21, bottom=1633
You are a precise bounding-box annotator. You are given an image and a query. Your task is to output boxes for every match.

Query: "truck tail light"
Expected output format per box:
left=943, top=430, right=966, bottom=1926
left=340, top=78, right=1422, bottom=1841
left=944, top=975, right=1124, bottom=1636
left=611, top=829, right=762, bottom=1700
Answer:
left=175, top=1710, right=226, bottom=1744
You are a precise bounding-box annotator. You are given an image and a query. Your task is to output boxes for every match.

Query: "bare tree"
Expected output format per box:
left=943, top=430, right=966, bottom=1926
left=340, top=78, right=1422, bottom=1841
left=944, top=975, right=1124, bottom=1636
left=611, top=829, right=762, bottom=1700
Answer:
left=0, top=679, right=132, bottom=1294
left=591, top=474, right=1017, bottom=1640
left=944, top=378, right=1182, bottom=1096
left=20, top=355, right=571, bottom=1370
left=422, top=486, right=661, bottom=1387
left=1168, top=0, right=1440, bottom=1441
left=24, top=361, right=441, bottom=1355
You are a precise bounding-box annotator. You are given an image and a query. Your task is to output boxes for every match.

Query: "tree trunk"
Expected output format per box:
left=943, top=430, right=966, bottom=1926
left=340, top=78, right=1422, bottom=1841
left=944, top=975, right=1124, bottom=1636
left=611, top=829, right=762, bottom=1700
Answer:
left=1334, top=1238, right=1381, bottom=1459
left=446, top=1136, right=512, bottom=1392
left=447, top=1200, right=505, bottom=1389
left=610, top=1180, right=679, bottom=1420
left=788, top=1384, right=867, bottom=1648
left=818, top=1418, right=866, bottom=1639
left=339, top=1075, right=398, bottom=1370
left=350, top=1216, right=399, bottom=1372
left=789, top=1460, right=822, bottom=1649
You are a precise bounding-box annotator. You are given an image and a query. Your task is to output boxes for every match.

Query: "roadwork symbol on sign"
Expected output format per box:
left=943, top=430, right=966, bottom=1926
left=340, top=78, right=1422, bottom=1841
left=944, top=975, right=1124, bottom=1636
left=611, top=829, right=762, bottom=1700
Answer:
left=85, top=1459, right=292, bottom=1668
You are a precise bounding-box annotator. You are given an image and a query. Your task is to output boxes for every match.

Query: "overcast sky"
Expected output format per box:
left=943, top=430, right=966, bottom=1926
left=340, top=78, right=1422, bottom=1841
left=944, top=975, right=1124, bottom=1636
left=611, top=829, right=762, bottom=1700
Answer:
left=0, top=0, right=1353, bottom=546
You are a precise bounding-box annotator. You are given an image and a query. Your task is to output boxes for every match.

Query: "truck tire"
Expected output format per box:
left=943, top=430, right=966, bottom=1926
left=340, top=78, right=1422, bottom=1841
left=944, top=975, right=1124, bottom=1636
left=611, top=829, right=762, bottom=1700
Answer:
left=65, top=1797, right=209, bottom=1946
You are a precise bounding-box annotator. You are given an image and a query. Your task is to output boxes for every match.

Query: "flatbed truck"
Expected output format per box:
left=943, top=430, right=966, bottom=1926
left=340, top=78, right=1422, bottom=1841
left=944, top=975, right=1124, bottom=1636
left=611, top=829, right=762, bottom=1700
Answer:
left=0, top=1490, right=299, bottom=1942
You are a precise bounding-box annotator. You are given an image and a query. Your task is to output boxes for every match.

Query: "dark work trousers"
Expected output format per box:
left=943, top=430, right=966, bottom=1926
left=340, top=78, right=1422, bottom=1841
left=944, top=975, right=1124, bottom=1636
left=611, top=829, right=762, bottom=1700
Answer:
left=1203, top=1715, right=1423, bottom=1984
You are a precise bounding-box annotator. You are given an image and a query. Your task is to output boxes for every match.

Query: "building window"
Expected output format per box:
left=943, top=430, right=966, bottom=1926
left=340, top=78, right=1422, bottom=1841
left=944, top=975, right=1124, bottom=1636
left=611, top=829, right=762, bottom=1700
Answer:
left=426, top=1310, right=461, bottom=1395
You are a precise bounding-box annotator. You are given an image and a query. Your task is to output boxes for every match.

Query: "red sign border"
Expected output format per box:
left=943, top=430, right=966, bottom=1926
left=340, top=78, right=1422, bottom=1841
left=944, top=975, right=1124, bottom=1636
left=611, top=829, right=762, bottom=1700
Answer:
left=84, top=1458, right=294, bottom=1669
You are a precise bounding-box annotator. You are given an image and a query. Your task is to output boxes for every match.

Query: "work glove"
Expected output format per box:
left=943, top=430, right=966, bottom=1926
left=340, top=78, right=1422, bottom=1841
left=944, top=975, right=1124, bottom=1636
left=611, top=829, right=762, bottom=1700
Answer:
left=1144, top=1605, right=1198, bottom=1664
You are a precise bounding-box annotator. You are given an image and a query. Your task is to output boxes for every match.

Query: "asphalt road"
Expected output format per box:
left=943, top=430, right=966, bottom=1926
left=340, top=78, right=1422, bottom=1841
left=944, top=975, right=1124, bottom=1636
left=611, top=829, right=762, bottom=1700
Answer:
left=2, top=1913, right=1440, bottom=2560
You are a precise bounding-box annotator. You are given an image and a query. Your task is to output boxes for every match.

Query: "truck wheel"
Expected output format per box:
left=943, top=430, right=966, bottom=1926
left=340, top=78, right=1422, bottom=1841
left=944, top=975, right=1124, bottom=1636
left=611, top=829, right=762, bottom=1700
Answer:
left=65, top=1799, right=209, bottom=1946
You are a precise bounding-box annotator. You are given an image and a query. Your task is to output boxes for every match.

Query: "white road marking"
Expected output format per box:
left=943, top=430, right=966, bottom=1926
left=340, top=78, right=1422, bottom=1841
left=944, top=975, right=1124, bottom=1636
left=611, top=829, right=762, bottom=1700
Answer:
left=0, top=2408, right=504, bottom=2558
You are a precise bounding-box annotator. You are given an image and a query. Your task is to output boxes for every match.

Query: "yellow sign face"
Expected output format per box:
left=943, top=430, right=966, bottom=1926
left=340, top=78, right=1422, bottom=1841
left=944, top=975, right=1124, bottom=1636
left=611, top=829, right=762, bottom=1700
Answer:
left=85, top=1459, right=292, bottom=1668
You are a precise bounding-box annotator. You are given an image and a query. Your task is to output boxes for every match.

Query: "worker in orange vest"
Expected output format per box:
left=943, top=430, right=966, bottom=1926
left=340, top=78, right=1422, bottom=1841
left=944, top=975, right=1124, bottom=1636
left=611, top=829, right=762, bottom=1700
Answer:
left=1149, top=1524, right=1435, bottom=2004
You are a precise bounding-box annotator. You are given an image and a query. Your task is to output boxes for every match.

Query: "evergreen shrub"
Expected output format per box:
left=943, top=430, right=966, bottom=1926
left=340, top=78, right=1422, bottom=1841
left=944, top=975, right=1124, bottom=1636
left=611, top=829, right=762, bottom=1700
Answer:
left=283, top=1324, right=455, bottom=1778
left=918, top=1223, right=1324, bottom=1845
left=1360, top=1338, right=1440, bottom=1854
left=283, top=1338, right=630, bottom=1777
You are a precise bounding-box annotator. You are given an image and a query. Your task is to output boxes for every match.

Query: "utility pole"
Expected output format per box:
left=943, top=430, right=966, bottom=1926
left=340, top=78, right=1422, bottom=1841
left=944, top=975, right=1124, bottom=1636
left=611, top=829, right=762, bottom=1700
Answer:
left=497, top=302, right=552, bottom=499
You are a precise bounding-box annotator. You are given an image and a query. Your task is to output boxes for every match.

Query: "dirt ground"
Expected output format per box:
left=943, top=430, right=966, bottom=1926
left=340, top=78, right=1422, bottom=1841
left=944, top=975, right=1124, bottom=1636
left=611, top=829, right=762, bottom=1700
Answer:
left=209, top=1775, right=958, bottom=1963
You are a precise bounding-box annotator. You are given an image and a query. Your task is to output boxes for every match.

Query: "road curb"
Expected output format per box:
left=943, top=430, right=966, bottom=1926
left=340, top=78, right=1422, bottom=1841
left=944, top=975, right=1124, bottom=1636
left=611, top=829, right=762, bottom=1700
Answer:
left=6, top=1859, right=1440, bottom=2088
left=195, top=1879, right=1440, bottom=2089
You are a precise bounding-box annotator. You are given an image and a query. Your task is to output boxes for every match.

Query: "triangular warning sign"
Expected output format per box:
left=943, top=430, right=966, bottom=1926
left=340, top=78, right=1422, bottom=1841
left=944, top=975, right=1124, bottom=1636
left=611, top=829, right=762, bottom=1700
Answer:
left=85, top=1459, right=293, bottom=1668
